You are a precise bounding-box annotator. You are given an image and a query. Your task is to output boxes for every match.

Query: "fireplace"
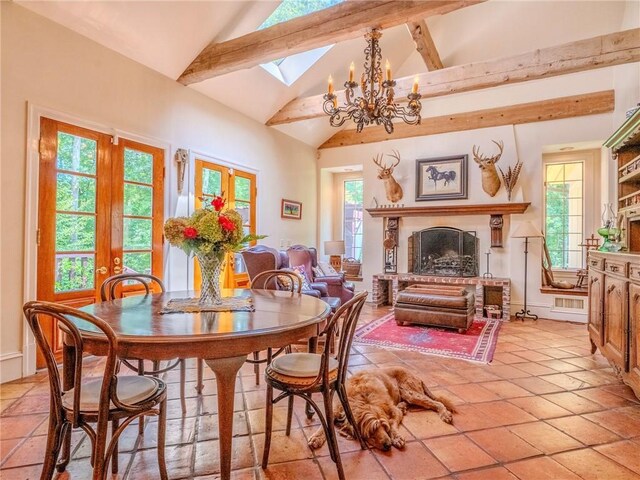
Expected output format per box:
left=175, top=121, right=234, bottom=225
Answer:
left=411, top=227, right=479, bottom=277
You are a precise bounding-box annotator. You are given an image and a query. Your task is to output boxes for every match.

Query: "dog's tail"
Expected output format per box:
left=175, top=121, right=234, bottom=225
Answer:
left=421, top=381, right=457, bottom=414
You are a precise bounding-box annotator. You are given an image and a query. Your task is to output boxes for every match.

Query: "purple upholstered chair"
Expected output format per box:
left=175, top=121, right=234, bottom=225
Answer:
left=286, top=245, right=355, bottom=304
left=241, top=245, right=329, bottom=298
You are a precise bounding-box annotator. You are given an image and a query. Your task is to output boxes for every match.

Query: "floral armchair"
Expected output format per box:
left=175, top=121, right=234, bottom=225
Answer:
left=286, top=245, right=355, bottom=304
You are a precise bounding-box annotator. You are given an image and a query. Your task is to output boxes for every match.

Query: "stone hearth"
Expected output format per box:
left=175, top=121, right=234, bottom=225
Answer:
left=372, top=273, right=511, bottom=322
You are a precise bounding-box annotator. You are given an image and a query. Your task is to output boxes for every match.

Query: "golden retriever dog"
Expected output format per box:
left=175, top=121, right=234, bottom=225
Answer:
left=308, top=366, right=455, bottom=452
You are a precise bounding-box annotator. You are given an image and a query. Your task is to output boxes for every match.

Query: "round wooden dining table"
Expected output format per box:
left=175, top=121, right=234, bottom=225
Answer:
left=64, top=289, right=331, bottom=480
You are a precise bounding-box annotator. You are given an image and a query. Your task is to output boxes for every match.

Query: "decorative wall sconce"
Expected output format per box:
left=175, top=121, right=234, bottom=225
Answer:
left=175, top=148, right=188, bottom=193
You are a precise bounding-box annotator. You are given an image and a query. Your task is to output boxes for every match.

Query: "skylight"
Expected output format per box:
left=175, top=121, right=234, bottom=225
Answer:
left=258, top=0, right=343, bottom=86
left=259, top=0, right=343, bottom=30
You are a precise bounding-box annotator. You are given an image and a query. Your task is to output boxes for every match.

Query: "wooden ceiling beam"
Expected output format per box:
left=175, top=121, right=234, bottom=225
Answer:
left=267, top=28, right=638, bottom=126
left=318, top=90, right=614, bottom=149
left=178, top=0, right=483, bottom=85
left=408, top=20, right=444, bottom=70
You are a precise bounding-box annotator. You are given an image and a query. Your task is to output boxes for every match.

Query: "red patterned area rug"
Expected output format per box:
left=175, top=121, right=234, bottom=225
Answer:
left=354, top=313, right=501, bottom=363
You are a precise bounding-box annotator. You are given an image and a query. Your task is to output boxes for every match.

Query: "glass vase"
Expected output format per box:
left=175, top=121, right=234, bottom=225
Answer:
left=601, top=203, right=615, bottom=228
left=196, top=252, right=223, bottom=305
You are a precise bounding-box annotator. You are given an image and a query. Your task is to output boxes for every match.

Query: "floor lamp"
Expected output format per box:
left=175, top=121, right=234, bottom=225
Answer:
left=512, top=221, right=544, bottom=321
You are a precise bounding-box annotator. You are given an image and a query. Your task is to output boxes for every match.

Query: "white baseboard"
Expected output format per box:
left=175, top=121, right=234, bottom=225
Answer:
left=0, top=352, right=24, bottom=384
left=509, top=301, right=588, bottom=324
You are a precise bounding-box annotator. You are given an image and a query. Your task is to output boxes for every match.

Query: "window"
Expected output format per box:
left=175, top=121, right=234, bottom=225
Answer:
left=259, top=0, right=342, bottom=30
left=258, top=0, right=342, bottom=85
left=343, top=179, right=363, bottom=261
left=544, top=161, right=584, bottom=269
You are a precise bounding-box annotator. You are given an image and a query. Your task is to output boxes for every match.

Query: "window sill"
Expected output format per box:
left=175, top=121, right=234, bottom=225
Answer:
left=540, top=286, right=588, bottom=297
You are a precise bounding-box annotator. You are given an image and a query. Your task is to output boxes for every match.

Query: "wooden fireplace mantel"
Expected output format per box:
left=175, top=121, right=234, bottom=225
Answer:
left=365, top=202, right=530, bottom=218
left=366, top=202, right=530, bottom=248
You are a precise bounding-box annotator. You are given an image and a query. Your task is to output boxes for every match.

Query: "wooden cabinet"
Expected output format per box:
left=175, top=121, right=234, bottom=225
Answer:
left=629, top=282, right=640, bottom=392
left=602, top=275, right=627, bottom=368
left=588, top=251, right=640, bottom=399
left=588, top=271, right=603, bottom=353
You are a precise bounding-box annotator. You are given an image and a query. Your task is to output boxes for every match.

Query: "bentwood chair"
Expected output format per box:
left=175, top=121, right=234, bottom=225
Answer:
left=246, top=270, right=301, bottom=384
left=261, top=290, right=369, bottom=480
left=100, top=273, right=195, bottom=422
left=23, top=301, right=167, bottom=480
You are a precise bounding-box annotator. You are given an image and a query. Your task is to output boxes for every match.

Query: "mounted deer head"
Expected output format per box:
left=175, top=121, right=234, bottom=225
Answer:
left=373, top=150, right=404, bottom=203
left=472, top=140, right=503, bottom=197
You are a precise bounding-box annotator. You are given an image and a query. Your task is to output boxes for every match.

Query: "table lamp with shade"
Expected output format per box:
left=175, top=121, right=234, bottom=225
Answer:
left=511, top=221, right=544, bottom=321
left=324, top=240, right=345, bottom=270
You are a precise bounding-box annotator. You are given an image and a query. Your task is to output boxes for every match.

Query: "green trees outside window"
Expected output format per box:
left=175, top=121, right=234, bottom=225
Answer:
left=344, top=179, right=363, bottom=262
left=544, top=162, right=584, bottom=269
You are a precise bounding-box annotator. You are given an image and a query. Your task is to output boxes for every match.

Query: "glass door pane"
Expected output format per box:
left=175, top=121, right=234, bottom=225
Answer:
left=54, top=132, right=98, bottom=292
left=122, top=148, right=154, bottom=275
left=114, top=140, right=165, bottom=290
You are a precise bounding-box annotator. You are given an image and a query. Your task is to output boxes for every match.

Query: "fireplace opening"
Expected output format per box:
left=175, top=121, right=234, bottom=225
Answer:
left=411, top=227, right=479, bottom=277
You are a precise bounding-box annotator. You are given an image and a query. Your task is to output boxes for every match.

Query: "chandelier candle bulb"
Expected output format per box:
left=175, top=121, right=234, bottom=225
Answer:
left=412, top=76, right=419, bottom=94
left=386, top=60, right=392, bottom=81
left=349, top=62, right=355, bottom=82
left=328, top=75, right=334, bottom=94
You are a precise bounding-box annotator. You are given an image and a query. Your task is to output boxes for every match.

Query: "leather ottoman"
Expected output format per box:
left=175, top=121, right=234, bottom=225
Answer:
left=394, top=285, right=475, bottom=333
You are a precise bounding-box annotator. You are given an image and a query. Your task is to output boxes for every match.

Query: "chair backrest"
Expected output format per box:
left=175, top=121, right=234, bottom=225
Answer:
left=251, top=270, right=302, bottom=293
left=100, top=273, right=165, bottom=302
left=22, top=301, right=119, bottom=426
left=241, top=245, right=283, bottom=282
left=286, top=245, right=315, bottom=282
left=317, top=290, right=368, bottom=387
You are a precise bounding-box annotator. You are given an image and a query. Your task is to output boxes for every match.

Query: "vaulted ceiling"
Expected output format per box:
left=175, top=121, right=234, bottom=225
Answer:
left=18, top=1, right=633, bottom=147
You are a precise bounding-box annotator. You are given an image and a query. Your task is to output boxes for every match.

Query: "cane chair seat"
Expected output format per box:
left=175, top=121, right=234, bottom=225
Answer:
left=266, top=364, right=338, bottom=387
left=269, top=353, right=338, bottom=378
left=62, top=376, right=163, bottom=412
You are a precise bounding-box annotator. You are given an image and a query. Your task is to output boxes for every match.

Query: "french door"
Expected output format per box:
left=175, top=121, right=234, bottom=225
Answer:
left=36, top=117, right=164, bottom=366
left=194, top=159, right=257, bottom=288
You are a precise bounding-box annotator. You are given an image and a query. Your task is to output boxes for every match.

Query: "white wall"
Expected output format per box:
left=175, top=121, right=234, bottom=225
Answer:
left=0, top=3, right=318, bottom=382
left=318, top=66, right=632, bottom=322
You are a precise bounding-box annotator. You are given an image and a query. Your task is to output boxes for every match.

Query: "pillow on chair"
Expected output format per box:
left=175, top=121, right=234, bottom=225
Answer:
left=280, top=266, right=312, bottom=291
left=276, top=274, right=293, bottom=290
left=318, top=262, right=338, bottom=276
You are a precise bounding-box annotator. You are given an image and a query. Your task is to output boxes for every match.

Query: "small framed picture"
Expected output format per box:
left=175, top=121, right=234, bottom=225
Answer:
left=281, top=199, right=302, bottom=219
left=415, top=155, right=468, bottom=201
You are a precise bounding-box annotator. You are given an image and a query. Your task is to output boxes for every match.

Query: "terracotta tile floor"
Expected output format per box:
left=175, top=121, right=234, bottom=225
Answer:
left=1, top=305, right=640, bottom=479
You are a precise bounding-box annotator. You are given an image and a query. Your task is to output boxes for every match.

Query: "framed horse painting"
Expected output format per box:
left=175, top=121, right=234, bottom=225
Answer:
left=415, top=155, right=468, bottom=201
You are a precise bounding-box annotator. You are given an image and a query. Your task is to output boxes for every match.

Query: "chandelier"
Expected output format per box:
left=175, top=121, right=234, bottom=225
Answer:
left=323, top=29, right=422, bottom=134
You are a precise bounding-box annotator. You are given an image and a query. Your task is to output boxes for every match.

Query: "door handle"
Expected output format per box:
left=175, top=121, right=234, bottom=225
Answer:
left=96, top=266, right=108, bottom=275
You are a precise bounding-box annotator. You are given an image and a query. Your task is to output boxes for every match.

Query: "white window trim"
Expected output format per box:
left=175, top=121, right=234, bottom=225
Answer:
left=542, top=149, right=600, bottom=272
